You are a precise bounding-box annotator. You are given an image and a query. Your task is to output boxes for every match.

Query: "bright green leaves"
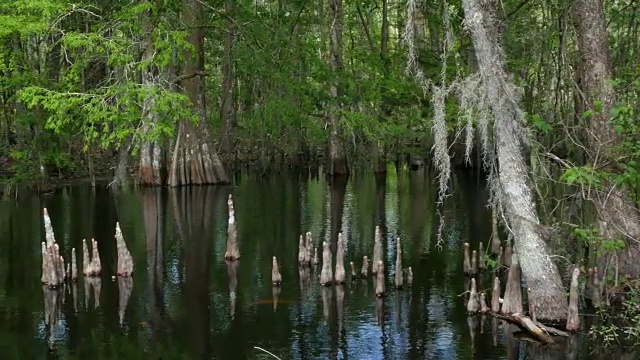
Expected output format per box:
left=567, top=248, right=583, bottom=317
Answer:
left=17, top=83, right=192, bottom=153
left=561, top=166, right=601, bottom=187
left=529, top=114, right=553, bottom=134
left=0, top=0, right=69, bottom=37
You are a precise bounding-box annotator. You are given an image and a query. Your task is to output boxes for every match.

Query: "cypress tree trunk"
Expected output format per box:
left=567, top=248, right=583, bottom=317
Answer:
left=219, top=0, right=235, bottom=157
left=375, top=0, right=390, bottom=174
left=572, top=0, right=640, bottom=279
left=326, top=0, right=348, bottom=175
left=168, top=0, right=229, bottom=186
left=138, top=2, right=166, bottom=186
left=462, top=0, right=567, bottom=321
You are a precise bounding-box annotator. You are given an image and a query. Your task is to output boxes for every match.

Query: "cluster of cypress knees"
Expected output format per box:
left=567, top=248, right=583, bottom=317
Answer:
left=40, top=207, right=135, bottom=345
left=462, top=235, right=588, bottom=343
left=40, top=208, right=134, bottom=288
left=222, top=195, right=412, bottom=298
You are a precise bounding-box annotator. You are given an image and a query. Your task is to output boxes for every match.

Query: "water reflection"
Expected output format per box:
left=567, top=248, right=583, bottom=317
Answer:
left=0, top=169, right=630, bottom=359
left=227, top=260, right=239, bottom=319
left=42, top=286, right=64, bottom=348
left=118, top=276, right=133, bottom=326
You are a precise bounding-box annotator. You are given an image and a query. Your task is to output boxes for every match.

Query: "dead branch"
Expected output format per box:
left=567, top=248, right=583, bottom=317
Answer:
left=172, top=71, right=208, bottom=84
left=489, top=312, right=562, bottom=344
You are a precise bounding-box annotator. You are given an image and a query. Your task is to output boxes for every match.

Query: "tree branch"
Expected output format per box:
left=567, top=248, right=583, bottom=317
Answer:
left=172, top=71, right=207, bottom=84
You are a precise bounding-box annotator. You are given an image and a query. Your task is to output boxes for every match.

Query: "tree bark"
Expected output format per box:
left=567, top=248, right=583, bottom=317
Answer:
left=374, top=0, right=390, bottom=174
left=462, top=0, right=567, bottom=321
left=168, top=0, right=229, bottom=186
left=326, top=0, right=348, bottom=175
left=572, top=0, right=640, bottom=279
left=138, top=1, right=166, bottom=186
left=218, top=0, right=235, bottom=156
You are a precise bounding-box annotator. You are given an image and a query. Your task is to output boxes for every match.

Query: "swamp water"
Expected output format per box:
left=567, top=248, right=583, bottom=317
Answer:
left=0, top=169, right=631, bottom=359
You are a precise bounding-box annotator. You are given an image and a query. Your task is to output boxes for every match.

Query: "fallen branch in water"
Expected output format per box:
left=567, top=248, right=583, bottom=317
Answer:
left=254, top=346, right=282, bottom=360
left=489, top=312, right=569, bottom=343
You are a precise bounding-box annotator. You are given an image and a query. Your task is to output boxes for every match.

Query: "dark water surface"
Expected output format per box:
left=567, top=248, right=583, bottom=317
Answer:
left=0, top=169, right=632, bottom=359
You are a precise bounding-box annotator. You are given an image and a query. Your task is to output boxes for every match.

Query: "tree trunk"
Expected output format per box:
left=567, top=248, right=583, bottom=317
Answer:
left=219, top=0, right=235, bottom=157
left=326, top=0, right=349, bottom=175
left=138, top=2, right=166, bottom=186
left=168, top=0, right=229, bottom=186
left=112, top=137, right=131, bottom=189
left=572, top=0, right=640, bottom=279
left=374, top=0, right=390, bottom=174
left=462, top=0, right=567, bottom=321
left=139, top=95, right=166, bottom=186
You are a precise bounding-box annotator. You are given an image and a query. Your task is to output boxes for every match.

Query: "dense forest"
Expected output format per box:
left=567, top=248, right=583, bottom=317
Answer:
left=1, top=0, right=640, bottom=333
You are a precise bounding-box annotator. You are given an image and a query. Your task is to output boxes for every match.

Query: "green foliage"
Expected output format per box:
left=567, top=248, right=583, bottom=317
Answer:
left=18, top=84, right=191, bottom=152
left=609, top=84, right=640, bottom=193
left=485, top=257, right=499, bottom=270
left=590, top=287, right=640, bottom=348
left=528, top=113, right=553, bottom=134
left=570, top=225, right=626, bottom=260
left=561, top=166, right=602, bottom=187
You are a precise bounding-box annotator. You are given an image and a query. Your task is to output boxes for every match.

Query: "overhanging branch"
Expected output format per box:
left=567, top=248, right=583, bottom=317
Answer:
left=172, top=71, right=208, bottom=84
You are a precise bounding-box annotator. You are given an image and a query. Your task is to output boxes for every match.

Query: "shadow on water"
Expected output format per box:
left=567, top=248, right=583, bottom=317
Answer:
left=0, top=169, right=638, bottom=359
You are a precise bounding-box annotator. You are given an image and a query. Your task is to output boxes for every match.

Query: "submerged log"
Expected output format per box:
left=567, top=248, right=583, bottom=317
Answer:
left=320, top=241, right=334, bottom=286
left=224, top=194, right=240, bottom=260
left=566, top=267, right=580, bottom=332
left=502, top=251, right=523, bottom=315
left=463, top=242, right=472, bottom=275
left=360, top=255, right=370, bottom=278
left=407, top=267, right=413, bottom=286
left=467, top=278, right=480, bottom=313
left=375, top=260, right=385, bottom=297
left=115, top=222, right=134, bottom=277
left=335, top=233, right=346, bottom=284
left=395, top=237, right=403, bottom=289
left=272, top=256, right=282, bottom=286
left=372, top=226, right=383, bottom=275
left=492, top=276, right=502, bottom=313
left=509, top=313, right=554, bottom=344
